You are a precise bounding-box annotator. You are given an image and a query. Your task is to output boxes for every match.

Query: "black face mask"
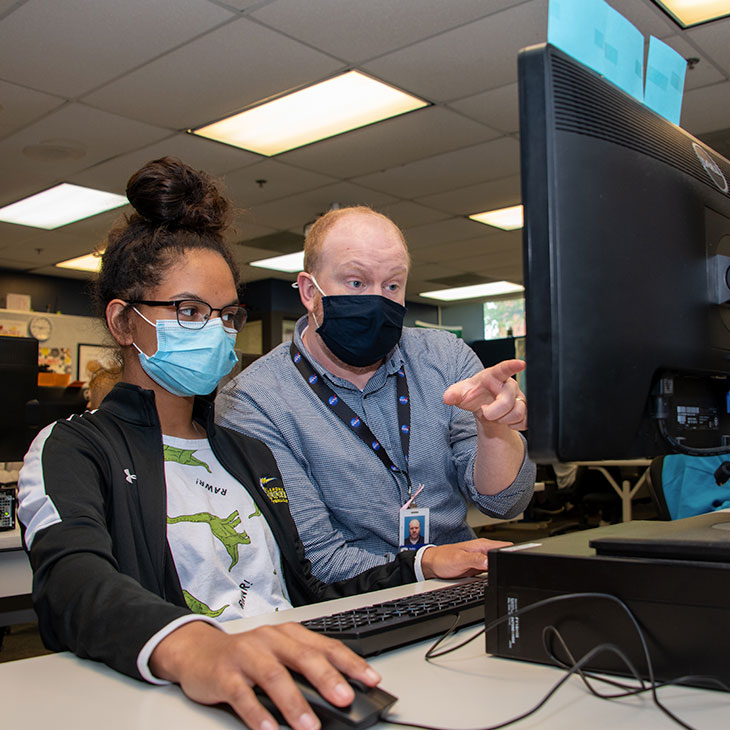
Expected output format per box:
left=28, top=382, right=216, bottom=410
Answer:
left=315, top=294, right=407, bottom=367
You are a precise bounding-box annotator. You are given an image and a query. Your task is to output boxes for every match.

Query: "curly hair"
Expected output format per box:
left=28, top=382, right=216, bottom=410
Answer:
left=93, top=157, right=240, bottom=322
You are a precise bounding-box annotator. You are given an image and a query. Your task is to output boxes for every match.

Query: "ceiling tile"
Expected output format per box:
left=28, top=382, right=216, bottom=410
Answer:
left=83, top=18, right=343, bottom=129
left=361, top=0, right=548, bottom=102
left=224, top=160, right=336, bottom=207
left=682, top=82, right=730, bottom=135
left=0, top=80, right=65, bottom=138
left=70, top=133, right=261, bottom=192
left=250, top=0, right=522, bottom=62
left=417, top=174, right=522, bottom=216
left=448, top=83, right=519, bottom=134
left=0, top=0, right=236, bottom=97
left=278, top=106, right=498, bottom=179
left=686, top=16, right=730, bottom=78
left=376, top=200, right=450, bottom=230
left=0, top=104, right=170, bottom=198
left=401, top=216, right=486, bottom=250
left=246, top=182, right=398, bottom=230
left=353, top=136, right=520, bottom=199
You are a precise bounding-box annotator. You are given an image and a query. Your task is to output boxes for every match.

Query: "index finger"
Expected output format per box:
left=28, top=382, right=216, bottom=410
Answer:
left=488, top=359, right=526, bottom=383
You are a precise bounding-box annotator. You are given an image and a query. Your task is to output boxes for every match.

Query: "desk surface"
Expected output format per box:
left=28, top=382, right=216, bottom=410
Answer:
left=0, top=580, right=725, bottom=728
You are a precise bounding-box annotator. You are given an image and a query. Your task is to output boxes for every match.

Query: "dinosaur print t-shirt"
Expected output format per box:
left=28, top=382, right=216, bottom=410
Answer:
left=163, top=434, right=292, bottom=620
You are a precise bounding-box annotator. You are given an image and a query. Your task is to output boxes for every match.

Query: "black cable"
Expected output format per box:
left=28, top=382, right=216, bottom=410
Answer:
left=658, top=419, right=730, bottom=456
left=385, top=591, right=728, bottom=730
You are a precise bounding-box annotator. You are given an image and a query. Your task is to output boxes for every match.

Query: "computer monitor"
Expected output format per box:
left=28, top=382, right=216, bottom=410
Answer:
left=520, top=43, right=730, bottom=463
left=0, top=336, right=39, bottom=462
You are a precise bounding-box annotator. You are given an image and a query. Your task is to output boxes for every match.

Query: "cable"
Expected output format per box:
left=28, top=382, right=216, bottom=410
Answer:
left=385, top=591, right=728, bottom=730
left=658, top=419, right=730, bottom=456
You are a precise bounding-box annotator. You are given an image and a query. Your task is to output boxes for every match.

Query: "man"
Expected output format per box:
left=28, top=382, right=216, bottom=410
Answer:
left=406, top=518, right=424, bottom=547
left=216, top=206, right=535, bottom=582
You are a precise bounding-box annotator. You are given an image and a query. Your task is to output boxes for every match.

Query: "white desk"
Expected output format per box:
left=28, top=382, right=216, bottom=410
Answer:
left=0, top=524, right=35, bottom=625
left=575, top=460, right=652, bottom=522
left=0, top=580, right=725, bottom=728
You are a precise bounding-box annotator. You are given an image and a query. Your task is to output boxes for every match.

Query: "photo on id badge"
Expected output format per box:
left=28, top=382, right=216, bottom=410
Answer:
left=399, top=507, right=429, bottom=550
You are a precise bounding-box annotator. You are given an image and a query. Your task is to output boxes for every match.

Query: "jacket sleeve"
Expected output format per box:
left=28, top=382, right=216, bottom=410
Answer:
left=17, top=419, right=190, bottom=681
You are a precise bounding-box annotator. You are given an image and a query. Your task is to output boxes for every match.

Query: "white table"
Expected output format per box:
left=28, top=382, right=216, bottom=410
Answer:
left=0, top=580, right=725, bottom=728
left=575, top=460, right=652, bottom=522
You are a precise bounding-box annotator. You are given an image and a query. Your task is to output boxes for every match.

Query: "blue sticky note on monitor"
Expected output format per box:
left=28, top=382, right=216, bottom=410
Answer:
left=603, top=6, right=644, bottom=101
left=644, top=36, right=686, bottom=125
left=548, top=0, right=644, bottom=101
left=548, top=0, right=607, bottom=78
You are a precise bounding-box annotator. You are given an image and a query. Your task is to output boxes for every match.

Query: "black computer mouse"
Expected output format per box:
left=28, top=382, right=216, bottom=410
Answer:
left=253, top=673, right=398, bottom=730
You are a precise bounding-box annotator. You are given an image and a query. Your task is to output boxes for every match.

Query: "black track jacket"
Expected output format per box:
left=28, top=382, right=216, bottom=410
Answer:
left=18, top=383, right=416, bottom=680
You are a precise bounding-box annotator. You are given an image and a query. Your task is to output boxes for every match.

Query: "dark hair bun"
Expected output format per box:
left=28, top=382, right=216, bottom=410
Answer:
left=125, top=156, right=230, bottom=234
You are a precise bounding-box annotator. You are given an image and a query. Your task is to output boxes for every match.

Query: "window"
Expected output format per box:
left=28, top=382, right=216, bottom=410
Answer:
left=483, top=297, right=525, bottom=339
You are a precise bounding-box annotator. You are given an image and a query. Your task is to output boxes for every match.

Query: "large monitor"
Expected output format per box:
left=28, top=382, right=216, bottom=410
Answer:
left=0, top=336, right=39, bottom=462
left=520, top=43, right=730, bottom=463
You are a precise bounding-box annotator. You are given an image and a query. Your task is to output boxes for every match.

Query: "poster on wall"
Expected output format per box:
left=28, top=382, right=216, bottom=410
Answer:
left=0, top=318, right=28, bottom=337
left=78, top=343, right=118, bottom=382
left=39, top=346, right=72, bottom=374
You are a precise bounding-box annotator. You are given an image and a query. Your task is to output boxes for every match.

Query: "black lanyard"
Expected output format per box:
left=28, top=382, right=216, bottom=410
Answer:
left=289, top=343, right=412, bottom=491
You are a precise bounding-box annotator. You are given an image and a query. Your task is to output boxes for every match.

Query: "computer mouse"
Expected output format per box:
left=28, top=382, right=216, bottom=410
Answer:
left=253, top=673, right=398, bottom=730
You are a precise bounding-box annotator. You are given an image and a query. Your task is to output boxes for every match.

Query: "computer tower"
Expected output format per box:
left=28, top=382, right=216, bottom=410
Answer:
left=485, top=517, right=730, bottom=689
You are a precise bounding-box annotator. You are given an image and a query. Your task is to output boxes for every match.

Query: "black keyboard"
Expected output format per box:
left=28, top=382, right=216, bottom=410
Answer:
left=302, top=575, right=487, bottom=656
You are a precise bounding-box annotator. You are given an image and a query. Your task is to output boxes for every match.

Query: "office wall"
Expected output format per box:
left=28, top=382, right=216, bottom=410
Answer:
left=440, top=301, right=485, bottom=342
left=0, top=270, right=94, bottom=317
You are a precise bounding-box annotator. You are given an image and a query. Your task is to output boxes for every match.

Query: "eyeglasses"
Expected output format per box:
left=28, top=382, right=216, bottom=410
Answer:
left=129, top=299, right=248, bottom=332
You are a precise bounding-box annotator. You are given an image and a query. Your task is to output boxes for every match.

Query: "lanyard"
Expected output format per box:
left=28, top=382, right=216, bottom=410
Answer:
left=289, top=343, right=412, bottom=492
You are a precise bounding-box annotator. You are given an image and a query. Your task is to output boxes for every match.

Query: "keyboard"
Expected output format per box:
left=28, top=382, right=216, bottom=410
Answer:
left=302, top=575, right=487, bottom=656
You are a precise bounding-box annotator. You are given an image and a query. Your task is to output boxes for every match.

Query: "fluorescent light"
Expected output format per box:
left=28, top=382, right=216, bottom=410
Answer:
left=250, top=251, right=304, bottom=273
left=0, top=183, right=127, bottom=229
left=420, top=281, right=524, bottom=302
left=191, top=71, right=428, bottom=156
left=652, top=0, right=730, bottom=27
left=56, top=252, right=103, bottom=273
left=469, top=205, right=524, bottom=231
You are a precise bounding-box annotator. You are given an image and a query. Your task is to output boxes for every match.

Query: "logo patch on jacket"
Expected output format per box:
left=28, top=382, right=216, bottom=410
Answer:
left=260, top=476, right=288, bottom=504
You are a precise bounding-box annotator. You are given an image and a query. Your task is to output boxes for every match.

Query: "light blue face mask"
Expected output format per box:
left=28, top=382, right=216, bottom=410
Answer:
left=132, top=308, right=239, bottom=397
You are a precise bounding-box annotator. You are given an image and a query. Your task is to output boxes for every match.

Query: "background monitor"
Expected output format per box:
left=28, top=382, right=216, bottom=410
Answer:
left=0, top=336, right=39, bottom=463
left=520, top=44, right=730, bottom=463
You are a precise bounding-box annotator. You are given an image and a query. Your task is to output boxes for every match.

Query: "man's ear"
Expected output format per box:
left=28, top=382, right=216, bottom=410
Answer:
left=296, top=272, right=317, bottom=312
left=106, top=299, right=134, bottom=346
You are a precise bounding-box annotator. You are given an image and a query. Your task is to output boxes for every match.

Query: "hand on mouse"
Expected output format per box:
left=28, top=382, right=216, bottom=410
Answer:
left=149, top=620, right=380, bottom=730
left=420, top=538, right=512, bottom=579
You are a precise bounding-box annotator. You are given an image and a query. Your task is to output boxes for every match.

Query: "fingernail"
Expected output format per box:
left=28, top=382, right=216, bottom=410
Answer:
left=299, top=712, right=320, bottom=730
left=333, top=682, right=353, bottom=703
left=364, top=668, right=381, bottom=684
left=261, top=721, right=277, bottom=730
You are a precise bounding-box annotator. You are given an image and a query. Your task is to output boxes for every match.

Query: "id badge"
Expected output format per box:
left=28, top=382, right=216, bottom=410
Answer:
left=399, top=507, right=430, bottom=550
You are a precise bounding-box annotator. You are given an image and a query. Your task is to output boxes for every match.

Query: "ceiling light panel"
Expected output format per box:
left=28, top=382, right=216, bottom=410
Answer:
left=469, top=204, right=523, bottom=230
left=55, top=252, right=103, bottom=273
left=249, top=251, right=304, bottom=273
left=420, top=281, right=524, bottom=301
left=0, top=183, right=127, bottom=229
left=652, top=1, right=730, bottom=27
left=191, top=71, right=429, bottom=156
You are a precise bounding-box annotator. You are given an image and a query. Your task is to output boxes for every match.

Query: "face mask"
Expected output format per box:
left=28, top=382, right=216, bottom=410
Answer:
left=132, top=308, right=239, bottom=397
left=310, top=275, right=407, bottom=367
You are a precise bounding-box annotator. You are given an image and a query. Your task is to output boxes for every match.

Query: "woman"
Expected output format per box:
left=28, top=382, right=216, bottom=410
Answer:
left=17, top=157, right=506, bottom=730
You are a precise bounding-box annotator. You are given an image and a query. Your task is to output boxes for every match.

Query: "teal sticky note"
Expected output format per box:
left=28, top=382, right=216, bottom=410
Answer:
left=644, top=36, right=686, bottom=125
left=548, top=0, right=608, bottom=78
left=548, top=0, right=644, bottom=101
left=603, top=5, right=644, bottom=101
